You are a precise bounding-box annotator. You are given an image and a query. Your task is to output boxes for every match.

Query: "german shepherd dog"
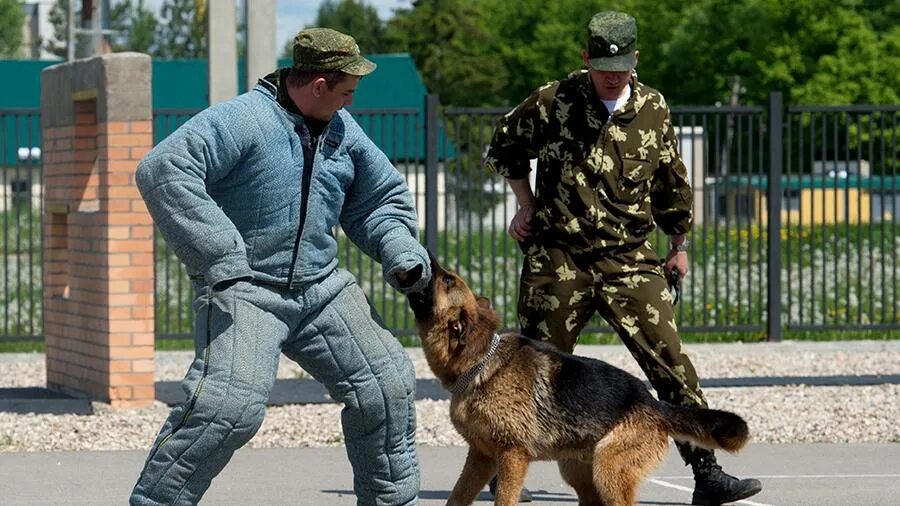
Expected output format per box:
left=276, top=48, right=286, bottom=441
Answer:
left=406, top=255, right=750, bottom=506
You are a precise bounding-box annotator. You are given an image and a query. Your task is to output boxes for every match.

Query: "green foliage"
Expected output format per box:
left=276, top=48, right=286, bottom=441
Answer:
left=383, top=0, right=688, bottom=106
left=478, top=0, right=594, bottom=106
left=858, top=0, right=900, bottom=33
left=0, top=0, right=25, bottom=57
left=45, top=0, right=80, bottom=58
left=441, top=111, right=508, bottom=217
left=155, top=0, right=207, bottom=59
left=46, top=0, right=161, bottom=58
left=0, top=208, right=42, bottom=339
left=1, top=215, right=898, bottom=348
left=0, top=340, right=44, bottom=353
left=385, top=0, right=897, bottom=108
left=282, top=0, right=394, bottom=59
left=330, top=222, right=900, bottom=343
left=658, top=0, right=900, bottom=105
left=154, top=232, right=194, bottom=337
left=314, top=0, right=388, bottom=53
left=110, top=0, right=159, bottom=54
left=385, top=0, right=508, bottom=107
left=154, top=338, right=194, bottom=351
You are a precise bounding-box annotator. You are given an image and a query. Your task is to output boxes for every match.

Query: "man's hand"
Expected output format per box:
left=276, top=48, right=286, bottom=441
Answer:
left=508, top=204, right=536, bottom=243
left=664, top=250, right=689, bottom=279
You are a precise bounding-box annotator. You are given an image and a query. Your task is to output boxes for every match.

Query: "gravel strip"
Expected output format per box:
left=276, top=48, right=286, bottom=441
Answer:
left=1, top=341, right=899, bottom=452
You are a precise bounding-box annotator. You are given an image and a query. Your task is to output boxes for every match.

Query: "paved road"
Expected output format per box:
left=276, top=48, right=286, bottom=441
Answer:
left=2, top=443, right=898, bottom=505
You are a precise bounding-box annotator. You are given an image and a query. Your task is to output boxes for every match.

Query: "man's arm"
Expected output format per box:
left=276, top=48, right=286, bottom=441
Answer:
left=136, top=104, right=252, bottom=289
left=484, top=90, right=546, bottom=179
left=485, top=89, right=547, bottom=241
left=506, top=177, right=537, bottom=242
left=340, top=134, right=431, bottom=294
left=650, top=104, right=693, bottom=278
left=650, top=106, right=693, bottom=235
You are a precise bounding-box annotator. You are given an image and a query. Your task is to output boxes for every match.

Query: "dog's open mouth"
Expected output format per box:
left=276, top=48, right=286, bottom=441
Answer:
left=406, top=251, right=443, bottom=321
left=406, top=281, right=434, bottom=321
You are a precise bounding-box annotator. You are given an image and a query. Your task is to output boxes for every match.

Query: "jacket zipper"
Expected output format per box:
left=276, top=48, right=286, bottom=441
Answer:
left=286, top=132, right=321, bottom=284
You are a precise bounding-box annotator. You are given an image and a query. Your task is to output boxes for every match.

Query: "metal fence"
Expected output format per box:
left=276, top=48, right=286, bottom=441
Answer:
left=1, top=95, right=898, bottom=342
left=0, top=109, right=42, bottom=341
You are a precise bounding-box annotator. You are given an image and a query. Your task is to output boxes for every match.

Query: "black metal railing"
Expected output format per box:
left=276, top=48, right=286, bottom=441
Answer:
left=0, top=109, right=42, bottom=341
left=1, top=96, right=898, bottom=342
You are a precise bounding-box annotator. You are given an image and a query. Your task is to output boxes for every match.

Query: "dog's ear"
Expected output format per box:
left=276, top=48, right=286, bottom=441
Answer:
left=476, top=296, right=491, bottom=310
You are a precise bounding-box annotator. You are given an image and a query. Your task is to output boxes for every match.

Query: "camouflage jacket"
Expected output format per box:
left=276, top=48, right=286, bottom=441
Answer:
left=485, top=70, right=692, bottom=254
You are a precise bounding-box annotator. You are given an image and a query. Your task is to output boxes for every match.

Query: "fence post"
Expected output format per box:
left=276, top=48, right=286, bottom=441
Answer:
left=767, top=92, right=783, bottom=342
left=424, top=94, right=439, bottom=253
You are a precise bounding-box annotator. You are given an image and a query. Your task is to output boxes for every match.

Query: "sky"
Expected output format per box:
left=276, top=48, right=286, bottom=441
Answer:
left=142, top=0, right=412, bottom=52
left=277, top=0, right=411, bottom=48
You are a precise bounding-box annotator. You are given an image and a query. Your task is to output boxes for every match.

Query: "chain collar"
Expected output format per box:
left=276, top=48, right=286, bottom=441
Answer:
left=450, top=333, right=502, bottom=395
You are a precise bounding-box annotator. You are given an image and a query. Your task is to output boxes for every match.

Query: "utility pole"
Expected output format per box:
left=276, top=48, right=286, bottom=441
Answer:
left=67, top=0, right=75, bottom=61
left=92, top=0, right=103, bottom=55
left=245, top=0, right=277, bottom=92
left=209, top=0, right=238, bottom=104
left=68, top=0, right=117, bottom=61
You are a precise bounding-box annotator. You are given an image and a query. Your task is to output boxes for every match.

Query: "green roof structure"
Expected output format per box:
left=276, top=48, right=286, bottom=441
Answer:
left=1, top=54, right=452, bottom=163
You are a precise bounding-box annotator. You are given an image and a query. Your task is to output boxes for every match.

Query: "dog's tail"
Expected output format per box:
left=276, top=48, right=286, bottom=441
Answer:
left=658, top=403, right=749, bottom=452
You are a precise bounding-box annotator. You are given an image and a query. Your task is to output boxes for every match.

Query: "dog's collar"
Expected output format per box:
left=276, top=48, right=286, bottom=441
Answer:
left=450, top=333, right=502, bottom=395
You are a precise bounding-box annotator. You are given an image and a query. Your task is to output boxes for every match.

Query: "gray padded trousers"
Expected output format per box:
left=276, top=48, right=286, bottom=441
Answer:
left=130, top=269, right=419, bottom=505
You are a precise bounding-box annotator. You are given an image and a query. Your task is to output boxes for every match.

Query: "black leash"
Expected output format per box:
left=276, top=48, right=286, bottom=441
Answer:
left=668, top=269, right=682, bottom=306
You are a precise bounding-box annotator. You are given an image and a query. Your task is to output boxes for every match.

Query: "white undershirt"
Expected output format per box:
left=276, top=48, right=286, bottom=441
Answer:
left=601, top=84, right=632, bottom=114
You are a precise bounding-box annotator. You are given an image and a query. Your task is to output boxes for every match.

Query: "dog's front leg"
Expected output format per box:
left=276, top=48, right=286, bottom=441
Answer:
left=447, top=446, right=495, bottom=506
left=493, top=449, right=531, bottom=506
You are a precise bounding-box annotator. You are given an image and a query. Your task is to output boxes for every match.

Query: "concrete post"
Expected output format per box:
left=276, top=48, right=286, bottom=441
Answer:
left=246, top=0, right=278, bottom=91
left=40, top=53, right=156, bottom=408
left=208, top=0, right=238, bottom=104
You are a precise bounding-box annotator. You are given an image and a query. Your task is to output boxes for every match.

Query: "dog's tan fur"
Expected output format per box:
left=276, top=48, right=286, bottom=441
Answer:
left=407, top=256, right=749, bottom=506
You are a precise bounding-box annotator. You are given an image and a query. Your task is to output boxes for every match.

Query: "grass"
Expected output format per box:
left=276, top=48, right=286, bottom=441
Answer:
left=1, top=218, right=898, bottom=349
left=0, top=340, right=44, bottom=353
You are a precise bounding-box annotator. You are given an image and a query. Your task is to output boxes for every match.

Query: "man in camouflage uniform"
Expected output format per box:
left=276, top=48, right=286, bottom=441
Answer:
left=485, top=11, right=762, bottom=506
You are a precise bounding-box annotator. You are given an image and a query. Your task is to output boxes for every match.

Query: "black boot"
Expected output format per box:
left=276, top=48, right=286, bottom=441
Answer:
left=689, top=452, right=762, bottom=505
left=488, top=475, right=533, bottom=503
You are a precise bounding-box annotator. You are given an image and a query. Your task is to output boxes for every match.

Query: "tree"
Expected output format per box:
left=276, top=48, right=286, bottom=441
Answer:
left=281, top=0, right=389, bottom=59
left=109, top=0, right=159, bottom=54
left=45, top=0, right=85, bottom=58
left=155, top=0, right=208, bottom=59
left=479, top=0, right=595, bottom=106
left=0, top=0, right=24, bottom=57
left=381, top=0, right=898, bottom=108
left=385, top=0, right=508, bottom=107
left=46, top=0, right=160, bottom=58
left=657, top=0, right=900, bottom=105
left=382, top=0, right=689, bottom=107
left=315, top=0, right=387, bottom=53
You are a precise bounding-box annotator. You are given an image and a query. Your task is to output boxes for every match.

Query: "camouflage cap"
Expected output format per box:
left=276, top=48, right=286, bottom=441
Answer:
left=292, top=27, right=376, bottom=76
left=587, top=11, right=638, bottom=72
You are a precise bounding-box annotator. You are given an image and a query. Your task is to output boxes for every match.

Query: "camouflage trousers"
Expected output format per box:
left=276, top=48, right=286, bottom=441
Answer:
left=517, top=240, right=708, bottom=411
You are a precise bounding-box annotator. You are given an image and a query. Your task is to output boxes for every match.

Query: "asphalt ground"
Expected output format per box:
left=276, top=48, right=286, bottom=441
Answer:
left=1, top=443, right=898, bottom=505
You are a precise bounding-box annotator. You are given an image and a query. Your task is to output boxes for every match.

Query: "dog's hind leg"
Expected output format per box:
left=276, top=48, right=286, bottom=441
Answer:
left=558, top=459, right=604, bottom=506
left=593, top=410, right=670, bottom=506
left=447, top=446, right=495, bottom=506
left=492, top=449, right=531, bottom=506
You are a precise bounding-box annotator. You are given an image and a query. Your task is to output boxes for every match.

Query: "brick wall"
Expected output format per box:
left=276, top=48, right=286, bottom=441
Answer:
left=41, top=54, right=155, bottom=408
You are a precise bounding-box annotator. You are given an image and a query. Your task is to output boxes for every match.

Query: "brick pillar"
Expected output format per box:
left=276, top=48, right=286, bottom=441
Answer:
left=41, top=53, right=155, bottom=408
